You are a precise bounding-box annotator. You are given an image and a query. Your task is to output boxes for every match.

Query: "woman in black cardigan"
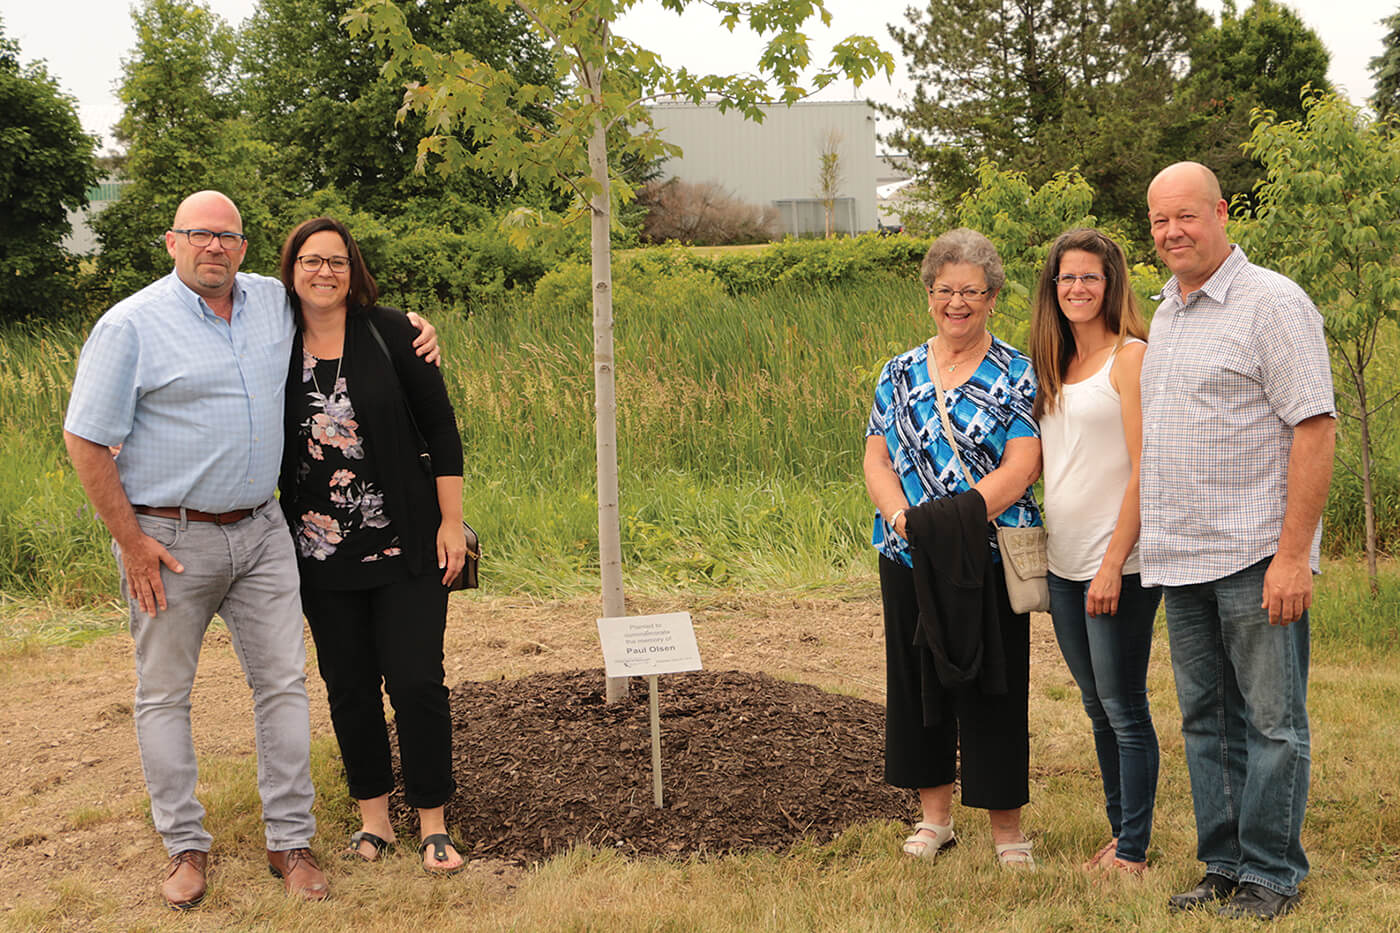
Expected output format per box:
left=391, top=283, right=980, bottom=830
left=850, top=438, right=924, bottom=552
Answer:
left=277, top=217, right=467, bottom=874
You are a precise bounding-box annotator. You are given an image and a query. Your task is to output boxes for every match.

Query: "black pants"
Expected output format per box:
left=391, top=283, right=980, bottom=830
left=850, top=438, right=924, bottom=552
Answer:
left=879, top=554, right=1030, bottom=810
left=302, top=571, right=455, bottom=809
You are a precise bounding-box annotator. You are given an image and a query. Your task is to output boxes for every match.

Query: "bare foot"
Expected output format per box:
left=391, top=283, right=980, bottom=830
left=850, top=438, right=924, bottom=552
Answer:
left=1107, top=856, right=1148, bottom=876
left=1082, top=838, right=1117, bottom=872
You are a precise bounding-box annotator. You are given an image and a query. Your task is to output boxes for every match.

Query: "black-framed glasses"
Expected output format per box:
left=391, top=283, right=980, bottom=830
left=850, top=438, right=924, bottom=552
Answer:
left=929, top=286, right=992, bottom=302
left=1054, top=273, right=1107, bottom=286
left=170, top=228, right=247, bottom=249
left=295, top=254, right=351, bottom=273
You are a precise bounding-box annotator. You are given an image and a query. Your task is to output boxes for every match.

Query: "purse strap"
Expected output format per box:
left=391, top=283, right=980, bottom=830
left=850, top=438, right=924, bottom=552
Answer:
left=365, top=315, right=480, bottom=562
left=363, top=316, right=426, bottom=447
left=927, top=339, right=975, bottom=489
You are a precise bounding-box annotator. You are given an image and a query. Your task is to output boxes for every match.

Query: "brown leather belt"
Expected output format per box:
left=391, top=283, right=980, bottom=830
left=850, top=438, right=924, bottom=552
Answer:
left=133, top=503, right=265, bottom=525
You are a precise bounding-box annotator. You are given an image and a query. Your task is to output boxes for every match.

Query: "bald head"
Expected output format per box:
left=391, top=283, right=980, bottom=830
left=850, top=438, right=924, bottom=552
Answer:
left=1146, top=161, right=1231, bottom=294
left=1148, top=162, right=1222, bottom=208
left=172, top=190, right=242, bottom=230
left=166, top=190, right=247, bottom=303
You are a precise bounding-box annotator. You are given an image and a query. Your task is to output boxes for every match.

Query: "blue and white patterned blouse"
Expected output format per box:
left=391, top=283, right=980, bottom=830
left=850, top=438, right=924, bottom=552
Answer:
left=865, top=336, right=1042, bottom=568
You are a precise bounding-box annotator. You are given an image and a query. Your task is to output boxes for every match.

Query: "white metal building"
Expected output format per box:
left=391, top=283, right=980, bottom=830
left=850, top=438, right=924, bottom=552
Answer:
left=645, top=100, right=880, bottom=237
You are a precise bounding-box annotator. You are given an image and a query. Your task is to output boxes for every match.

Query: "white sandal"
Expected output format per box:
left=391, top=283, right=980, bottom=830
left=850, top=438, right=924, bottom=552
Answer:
left=902, top=820, right=956, bottom=860
left=995, top=838, right=1036, bottom=870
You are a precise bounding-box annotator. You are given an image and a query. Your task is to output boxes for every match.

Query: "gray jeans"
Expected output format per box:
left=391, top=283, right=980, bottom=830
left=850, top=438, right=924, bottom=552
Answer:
left=117, top=505, right=315, bottom=855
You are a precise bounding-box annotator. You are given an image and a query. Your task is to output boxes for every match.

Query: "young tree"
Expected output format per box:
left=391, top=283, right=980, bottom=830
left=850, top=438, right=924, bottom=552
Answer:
left=1371, top=6, right=1400, bottom=121
left=348, top=0, right=890, bottom=701
left=814, top=129, right=843, bottom=238
left=1233, top=91, right=1400, bottom=592
left=0, top=17, right=99, bottom=321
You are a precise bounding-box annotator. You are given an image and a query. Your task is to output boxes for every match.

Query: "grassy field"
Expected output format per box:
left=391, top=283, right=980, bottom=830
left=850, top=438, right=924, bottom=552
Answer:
left=2, top=274, right=1400, bottom=930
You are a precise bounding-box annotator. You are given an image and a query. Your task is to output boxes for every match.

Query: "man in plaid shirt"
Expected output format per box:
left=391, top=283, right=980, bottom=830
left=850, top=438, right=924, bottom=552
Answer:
left=1139, top=162, right=1335, bottom=920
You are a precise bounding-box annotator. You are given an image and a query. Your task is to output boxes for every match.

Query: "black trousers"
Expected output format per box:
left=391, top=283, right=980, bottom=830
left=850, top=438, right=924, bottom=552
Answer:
left=301, top=571, right=455, bottom=809
left=879, top=554, right=1030, bottom=810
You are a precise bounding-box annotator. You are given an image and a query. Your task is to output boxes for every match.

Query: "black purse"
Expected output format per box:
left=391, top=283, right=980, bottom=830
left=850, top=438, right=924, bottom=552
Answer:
left=364, top=317, right=479, bottom=590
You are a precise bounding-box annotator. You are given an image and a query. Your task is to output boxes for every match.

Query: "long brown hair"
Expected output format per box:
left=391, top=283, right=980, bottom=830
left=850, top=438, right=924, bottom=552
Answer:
left=1030, top=228, right=1148, bottom=420
left=278, top=216, right=379, bottom=329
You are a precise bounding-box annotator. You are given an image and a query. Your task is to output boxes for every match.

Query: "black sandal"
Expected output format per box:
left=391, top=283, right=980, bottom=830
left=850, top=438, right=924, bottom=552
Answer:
left=342, top=830, right=392, bottom=862
left=418, top=833, right=465, bottom=876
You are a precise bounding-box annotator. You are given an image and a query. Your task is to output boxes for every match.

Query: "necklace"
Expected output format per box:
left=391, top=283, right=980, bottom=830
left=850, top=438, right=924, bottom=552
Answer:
left=309, top=352, right=344, bottom=437
left=936, top=333, right=990, bottom=373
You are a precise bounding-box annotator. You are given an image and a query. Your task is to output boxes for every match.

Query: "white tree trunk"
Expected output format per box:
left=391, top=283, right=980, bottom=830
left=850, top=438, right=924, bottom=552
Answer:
left=585, top=69, right=628, bottom=703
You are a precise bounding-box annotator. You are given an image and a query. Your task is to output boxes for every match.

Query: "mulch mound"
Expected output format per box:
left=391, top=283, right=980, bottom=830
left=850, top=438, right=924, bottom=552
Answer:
left=388, top=669, right=912, bottom=864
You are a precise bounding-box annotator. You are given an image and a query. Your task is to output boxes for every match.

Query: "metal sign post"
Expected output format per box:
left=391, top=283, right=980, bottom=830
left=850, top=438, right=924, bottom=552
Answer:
left=648, top=674, right=663, bottom=807
left=597, top=612, right=702, bottom=809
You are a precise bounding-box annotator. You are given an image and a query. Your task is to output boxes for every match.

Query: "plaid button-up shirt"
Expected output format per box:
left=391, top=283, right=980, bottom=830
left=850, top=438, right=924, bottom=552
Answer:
left=1139, top=246, right=1335, bottom=587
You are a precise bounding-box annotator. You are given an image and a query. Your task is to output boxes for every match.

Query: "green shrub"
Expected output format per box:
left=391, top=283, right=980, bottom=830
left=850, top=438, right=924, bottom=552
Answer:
left=533, top=248, right=726, bottom=318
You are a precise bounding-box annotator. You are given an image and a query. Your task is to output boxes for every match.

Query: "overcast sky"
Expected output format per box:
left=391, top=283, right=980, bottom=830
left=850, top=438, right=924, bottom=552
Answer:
left=3, top=0, right=1394, bottom=152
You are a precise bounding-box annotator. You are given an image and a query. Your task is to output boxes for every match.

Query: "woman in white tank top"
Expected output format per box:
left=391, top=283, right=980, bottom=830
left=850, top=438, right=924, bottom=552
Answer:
left=1030, top=229, right=1163, bottom=875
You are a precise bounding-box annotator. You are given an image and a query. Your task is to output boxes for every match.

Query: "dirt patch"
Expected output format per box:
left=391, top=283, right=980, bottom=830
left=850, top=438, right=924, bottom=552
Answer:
left=0, top=591, right=1064, bottom=924
left=389, top=669, right=909, bottom=862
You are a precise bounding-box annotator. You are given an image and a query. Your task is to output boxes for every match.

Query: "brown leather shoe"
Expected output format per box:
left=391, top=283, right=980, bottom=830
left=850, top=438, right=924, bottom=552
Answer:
left=267, top=847, right=329, bottom=901
left=160, top=849, right=208, bottom=910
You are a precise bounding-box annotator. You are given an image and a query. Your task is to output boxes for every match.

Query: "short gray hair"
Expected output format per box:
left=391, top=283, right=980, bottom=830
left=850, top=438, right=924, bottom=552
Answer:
left=919, top=227, right=1005, bottom=294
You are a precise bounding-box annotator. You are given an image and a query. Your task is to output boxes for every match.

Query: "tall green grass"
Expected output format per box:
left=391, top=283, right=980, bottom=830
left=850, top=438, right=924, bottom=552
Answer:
left=4, top=269, right=1400, bottom=622
left=438, top=273, right=925, bottom=595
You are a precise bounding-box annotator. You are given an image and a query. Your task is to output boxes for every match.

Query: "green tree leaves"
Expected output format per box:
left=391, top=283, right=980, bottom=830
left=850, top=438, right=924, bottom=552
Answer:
left=0, top=17, right=99, bottom=321
left=1235, top=91, right=1400, bottom=589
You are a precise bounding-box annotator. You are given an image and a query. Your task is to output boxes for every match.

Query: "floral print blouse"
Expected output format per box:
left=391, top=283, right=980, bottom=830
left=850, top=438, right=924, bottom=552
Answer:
left=290, top=350, right=402, bottom=568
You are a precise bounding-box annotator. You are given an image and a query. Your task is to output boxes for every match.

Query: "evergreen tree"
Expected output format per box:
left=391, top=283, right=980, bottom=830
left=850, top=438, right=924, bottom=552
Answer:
left=1371, top=6, right=1400, bottom=120
left=1170, top=0, right=1331, bottom=206
left=882, top=0, right=1206, bottom=229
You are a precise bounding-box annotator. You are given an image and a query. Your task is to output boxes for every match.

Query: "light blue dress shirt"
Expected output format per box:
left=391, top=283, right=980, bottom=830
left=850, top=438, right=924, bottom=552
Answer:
left=65, top=271, right=294, bottom=512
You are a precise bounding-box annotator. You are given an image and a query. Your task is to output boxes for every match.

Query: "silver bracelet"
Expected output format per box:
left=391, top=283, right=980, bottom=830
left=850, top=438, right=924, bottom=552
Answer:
left=889, top=508, right=906, bottom=527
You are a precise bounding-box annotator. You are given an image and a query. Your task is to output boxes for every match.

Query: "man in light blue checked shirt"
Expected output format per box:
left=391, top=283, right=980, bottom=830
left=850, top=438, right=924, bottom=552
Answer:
left=63, top=191, right=436, bottom=910
left=1140, top=163, right=1336, bottom=921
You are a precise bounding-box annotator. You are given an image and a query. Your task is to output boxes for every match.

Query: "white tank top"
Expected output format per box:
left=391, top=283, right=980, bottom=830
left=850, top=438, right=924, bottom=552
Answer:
left=1039, top=340, right=1143, bottom=580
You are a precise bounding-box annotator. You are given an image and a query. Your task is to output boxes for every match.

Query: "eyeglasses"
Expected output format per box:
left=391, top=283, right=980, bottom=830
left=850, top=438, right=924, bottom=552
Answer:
left=170, top=228, right=247, bottom=249
left=1054, top=273, right=1107, bottom=286
left=296, top=255, right=351, bottom=273
left=929, top=286, right=992, bottom=302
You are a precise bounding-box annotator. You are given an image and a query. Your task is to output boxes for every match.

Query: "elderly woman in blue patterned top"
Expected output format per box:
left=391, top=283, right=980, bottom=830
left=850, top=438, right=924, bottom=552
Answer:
left=863, top=227, right=1043, bottom=868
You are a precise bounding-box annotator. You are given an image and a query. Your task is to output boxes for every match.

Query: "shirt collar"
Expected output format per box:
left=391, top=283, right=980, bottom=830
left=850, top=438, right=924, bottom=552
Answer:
left=1155, top=244, right=1248, bottom=306
left=167, top=270, right=249, bottom=322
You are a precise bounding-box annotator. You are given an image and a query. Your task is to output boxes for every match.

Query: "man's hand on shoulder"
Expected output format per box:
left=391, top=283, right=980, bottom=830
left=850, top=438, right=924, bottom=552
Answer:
left=1262, top=552, right=1312, bottom=626
left=405, top=311, right=441, bottom=367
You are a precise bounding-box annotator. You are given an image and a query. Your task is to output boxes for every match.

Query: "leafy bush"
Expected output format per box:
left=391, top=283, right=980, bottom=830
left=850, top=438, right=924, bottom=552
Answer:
left=687, top=234, right=931, bottom=294
left=534, top=248, right=725, bottom=317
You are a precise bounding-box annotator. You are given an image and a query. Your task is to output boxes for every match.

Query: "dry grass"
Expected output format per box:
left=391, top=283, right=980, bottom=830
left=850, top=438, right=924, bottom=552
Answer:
left=1, top=586, right=1398, bottom=931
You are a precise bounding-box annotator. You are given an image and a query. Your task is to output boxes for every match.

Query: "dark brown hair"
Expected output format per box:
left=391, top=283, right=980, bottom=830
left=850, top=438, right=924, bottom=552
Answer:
left=1029, top=228, right=1148, bottom=420
left=279, top=216, right=379, bottom=328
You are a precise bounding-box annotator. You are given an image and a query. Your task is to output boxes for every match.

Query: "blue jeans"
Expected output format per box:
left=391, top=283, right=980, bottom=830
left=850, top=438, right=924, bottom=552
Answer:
left=1048, top=572, right=1162, bottom=863
left=117, top=506, right=316, bottom=855
left=1164, top=557, right=1310, bottom=895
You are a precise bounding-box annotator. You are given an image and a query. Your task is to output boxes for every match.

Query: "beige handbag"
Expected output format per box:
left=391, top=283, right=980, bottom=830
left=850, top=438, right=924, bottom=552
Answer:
left=928, top=346, right=1049, bottom=614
